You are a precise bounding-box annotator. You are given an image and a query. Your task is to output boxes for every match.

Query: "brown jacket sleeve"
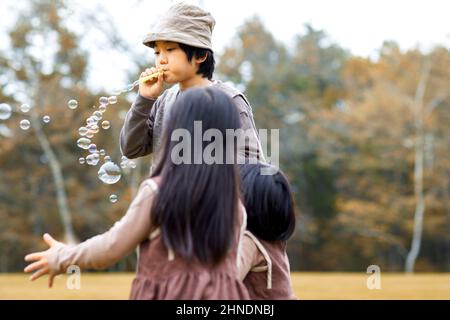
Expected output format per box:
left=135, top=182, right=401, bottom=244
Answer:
left=47, top=180, right=156, bottom=273
left=119, top=94, right=159, bottom=159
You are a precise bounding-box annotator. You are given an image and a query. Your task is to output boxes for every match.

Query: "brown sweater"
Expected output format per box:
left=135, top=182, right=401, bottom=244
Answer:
left=119, top=80, right=265, bottom=170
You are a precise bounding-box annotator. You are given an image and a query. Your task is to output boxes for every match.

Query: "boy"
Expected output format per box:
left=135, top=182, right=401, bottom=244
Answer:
left=120, top=2, right=265, bottom=170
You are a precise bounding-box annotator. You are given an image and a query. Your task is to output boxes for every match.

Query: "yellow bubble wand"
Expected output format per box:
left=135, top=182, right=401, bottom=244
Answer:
left=139, top=70, right=164, bottom=83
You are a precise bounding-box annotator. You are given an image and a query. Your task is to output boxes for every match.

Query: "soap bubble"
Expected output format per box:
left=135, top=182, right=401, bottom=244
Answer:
left=68, top=99, right=78, bottom=110
left=101, top=121, right=110, bottom=130
left=104, top=155, right=111, bottom=162
left=0, top=103, right=12, bottom=120
left=99, top=97, right=108, bottom=105
left=99, top=149, right=106, bottom=156
left=86, top=130, right=94, bottom=138
left=89, top=124, right=99, bottom=133
left=86, top=117, right=96, bottom=126
left=77, top=137, right=91, bottom=149
left=108, top=96, right=117, bottom=104
left=78, top=126, right=88, bottom=136
left=98, top=162, right=122, bottom=184
left=86, top=154, right=100, bottom=166
left=79, top=157, right=85, bottom=164
left=128, top=160, right=137, bottom=169
left=98, top=105, right=106, bottom=113
left=109, top=194, right=118, bottom=203
left=42, top=115, right=51, bottom=123
left=88, top=143, right=97, bottom=153
left=120, top=160, right=128, bottom=169
left=20, top=104, right=31, bottom=113
left=126, top=84, right=134, bottom=92
left=20, top=119, right=30, bottom=130
left=92, top=111, right=102, bottom=121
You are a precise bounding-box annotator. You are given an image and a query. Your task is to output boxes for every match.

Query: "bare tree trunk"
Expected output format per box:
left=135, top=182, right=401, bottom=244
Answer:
left=29, top=107, right=77, bottom=245
left=405, top=60, right=431, bottom=273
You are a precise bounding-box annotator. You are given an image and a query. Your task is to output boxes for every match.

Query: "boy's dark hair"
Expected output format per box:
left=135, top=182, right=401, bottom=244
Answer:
left=178, top=43, right=215, bottom=80
left=239, top=163, right=296, bottom=242
left=151, top=87, right=241, bottom=265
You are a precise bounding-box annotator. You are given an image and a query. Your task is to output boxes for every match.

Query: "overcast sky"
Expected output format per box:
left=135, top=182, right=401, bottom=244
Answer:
left=1, top=0, right=450, bottom=92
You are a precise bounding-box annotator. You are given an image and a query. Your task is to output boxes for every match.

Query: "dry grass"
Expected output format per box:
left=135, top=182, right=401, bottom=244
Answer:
left=0, top=272, right=449, bottom=300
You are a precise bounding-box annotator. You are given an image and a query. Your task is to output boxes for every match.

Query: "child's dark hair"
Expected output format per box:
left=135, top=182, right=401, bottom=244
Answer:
left=151, top=87, right=241, bottom=265
left=239, top=163, right=296, bottom=242
left=178, top=43, right=215, bottom=80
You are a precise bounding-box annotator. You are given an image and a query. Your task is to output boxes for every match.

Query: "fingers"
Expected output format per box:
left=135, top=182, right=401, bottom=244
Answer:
left=48, top=274, right=55, bottom=288
left=24, top=251, right=44, bottom=262
left=43, top=233, right=57, bottom=247
left=30, top=266, right=49, bottom=281
left=24, top=258, right=48, bottom=273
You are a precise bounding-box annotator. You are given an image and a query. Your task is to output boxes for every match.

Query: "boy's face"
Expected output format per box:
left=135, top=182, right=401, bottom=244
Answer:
left=153, top=41, right=205, bottom=83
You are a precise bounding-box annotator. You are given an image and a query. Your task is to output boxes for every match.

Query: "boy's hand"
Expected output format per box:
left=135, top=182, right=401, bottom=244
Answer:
left=24, top=233, right=64, bottom=288
left=139, top=67, right=165, bottom=100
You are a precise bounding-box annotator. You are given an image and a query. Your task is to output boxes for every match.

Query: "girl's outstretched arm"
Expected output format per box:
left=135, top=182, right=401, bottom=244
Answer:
left=24, top=233, right=63, bottom=288
left=24, top=179, right=157, bottom=287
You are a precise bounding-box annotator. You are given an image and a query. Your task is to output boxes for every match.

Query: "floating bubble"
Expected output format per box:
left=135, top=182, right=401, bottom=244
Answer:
left=78, top=126, right=88, bottom=136
left=88, top=143, right=97, bottom=154
left=104, top=155, right=111, bottom=162
left=86, top=131, right=94, bottom=138
left=92, top=111, right=102, bottom=121
left=128, top=160, right=137, bottom=169
left=68, top=99, right=78, bottom=110
left=77, top=137, right=91, bottom=149
left=99, top=149, right=106, bottom=156
left=101, top=120, right=110, bottom=130
left=79, top=157, right=85, bottom=164
left=20, top=119, right=30, bottom=130
left=126, top=84, right=134, bottom=92
left=20, top=103, right=31, bottom=113
left=112, top=89, right=122, bottom=96
left=89, top=124, right=99, bottom=133
left=98, top=105, right=106, bottom=113
left=0, top=103, right=12, bottom=120
left=120, top=160, right=127, bottom=169
left=99, top=97, right=108, bottom=105
left=86, top=154, right=100, bottom=166
left=98, top=162, right=122, bottom=184
left=109, top=194, right=118, bottom=203
left=86, top=117, right=96, bottom=126
left=108, top=96, right=117, bottom=105
left=42, top=115, right=51, bottom=123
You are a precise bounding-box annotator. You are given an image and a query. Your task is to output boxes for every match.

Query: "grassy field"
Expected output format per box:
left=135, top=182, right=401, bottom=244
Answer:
left=1, top=272, right=449, bottom=300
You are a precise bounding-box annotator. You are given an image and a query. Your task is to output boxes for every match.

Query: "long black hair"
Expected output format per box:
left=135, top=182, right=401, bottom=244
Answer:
left=151, top=87, right=241, bottom=265
left=239, top=163, right=296, bottom=242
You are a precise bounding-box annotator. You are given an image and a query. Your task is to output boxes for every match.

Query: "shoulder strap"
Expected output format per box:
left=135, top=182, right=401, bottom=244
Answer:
left=236, top=202, right=247, bottom=271
left=244, top=231, right=273, bottom=289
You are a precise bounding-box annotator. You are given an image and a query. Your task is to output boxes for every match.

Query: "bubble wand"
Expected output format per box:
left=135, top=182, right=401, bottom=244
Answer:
left=131, top=70, right=164, bottom=88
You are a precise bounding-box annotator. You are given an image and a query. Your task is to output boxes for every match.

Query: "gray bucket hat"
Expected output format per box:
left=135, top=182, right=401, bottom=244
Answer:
left=143, top=2, right=216, bottom=51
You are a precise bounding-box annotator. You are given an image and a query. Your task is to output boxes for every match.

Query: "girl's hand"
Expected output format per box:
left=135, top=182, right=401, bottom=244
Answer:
left=139, top=66, right=165, bottom=100
left=24, top=233, right=64, bottom=288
